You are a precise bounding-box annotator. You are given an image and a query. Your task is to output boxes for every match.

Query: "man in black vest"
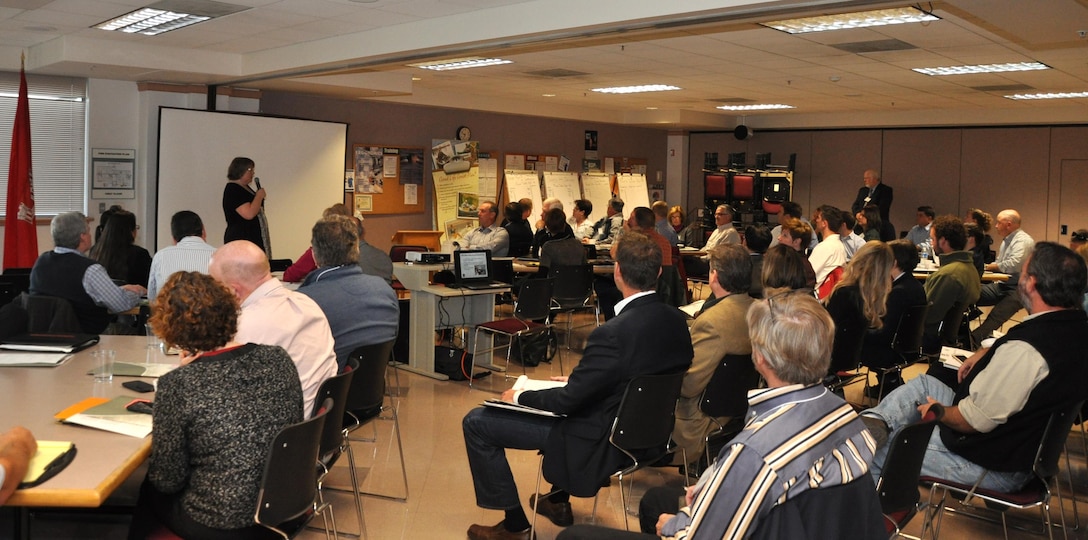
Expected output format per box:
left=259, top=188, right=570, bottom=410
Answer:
left=861, top=242, right=1088, bottom=492
left=29, top=211, right=144, bottom=333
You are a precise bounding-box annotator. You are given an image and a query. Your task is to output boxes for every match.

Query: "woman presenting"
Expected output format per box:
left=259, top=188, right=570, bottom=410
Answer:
left=221, top=156, right=270, bottom=256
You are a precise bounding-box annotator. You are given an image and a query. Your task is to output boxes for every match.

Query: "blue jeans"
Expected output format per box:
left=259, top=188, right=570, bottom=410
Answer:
left=865, top=374, right=1032, bottom=492
left=462, top=406, right=556, bottom=509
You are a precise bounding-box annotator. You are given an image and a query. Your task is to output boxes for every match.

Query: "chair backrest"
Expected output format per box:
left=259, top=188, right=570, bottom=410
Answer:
left=18, top=293, right=82, bottom=333
left=705, top=175, right=727, bottom=199
left=731, top=175, right=755, bottom=200
left=609, top=372, right=685, bottom=459
left=748, top=476, right=886, bottom=540
left=269, top=258, right=293, bottom=272
left=514, top=278, right=554, bottom=321
left=828, top=299, right=866, bottom=374
left=891, top=303, right=929, bottom=360
left=815, top=266, right=843, bottom=300
left=345, top=340, right=396, bottom=418
left=311, top=359, right=356, bottom=464
left=548, top=265, right=593, bottom=307
left=0, top=273, right=30, bottom=306
left=876, top=419, right=937, bottom=514
left=937, top=300, right=967, bottom=346
left=254, top=399, right=329, bottom=531
left=388, top=244, right=428, bottom=263
left=700, top=354, right=758, bottom=420
left=1033, top=400, right=1084, bottom=479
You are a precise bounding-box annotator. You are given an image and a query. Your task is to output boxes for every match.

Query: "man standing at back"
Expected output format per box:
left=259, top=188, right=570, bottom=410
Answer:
left=299, top=216, right=399, bottom=370
left=972, top=209, right=1034, bottom=343
left=923, top=216, right=980, bottom=352
left=148, top=210, right=216, bottom=302
left=462, top=232, right=693, bottom=540
left=29, top=211, right=144, bottom=333
left=209, top=240, right=337, bottom=417
left=851, top=169, right=894, bottom=239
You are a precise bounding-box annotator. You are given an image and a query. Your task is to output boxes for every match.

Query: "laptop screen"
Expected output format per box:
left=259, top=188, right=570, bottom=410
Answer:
left=454, top=249, right=493, bottom=285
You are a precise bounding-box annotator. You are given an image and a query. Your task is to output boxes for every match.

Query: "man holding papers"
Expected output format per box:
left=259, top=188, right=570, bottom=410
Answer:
left=462, top=232, right=694, bottom=540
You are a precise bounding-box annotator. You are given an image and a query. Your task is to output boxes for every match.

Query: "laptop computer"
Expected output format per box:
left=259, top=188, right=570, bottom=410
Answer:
left=451, top=249, right=508, bottom=290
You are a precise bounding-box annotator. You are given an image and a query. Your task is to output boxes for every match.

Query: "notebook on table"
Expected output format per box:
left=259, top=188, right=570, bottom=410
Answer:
left=0, top=333, right=99, bottom=353
left=450, top=249, right=509, bottom=290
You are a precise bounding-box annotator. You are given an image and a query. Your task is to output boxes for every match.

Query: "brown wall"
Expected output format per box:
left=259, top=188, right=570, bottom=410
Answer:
left=260, top=92, right=668, bottom=253
left=688, top=126, right=1088, bottom=244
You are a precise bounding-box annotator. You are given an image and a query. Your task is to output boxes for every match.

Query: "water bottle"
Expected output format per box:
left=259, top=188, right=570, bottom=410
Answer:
left=920, top=242, right=932, bottom=268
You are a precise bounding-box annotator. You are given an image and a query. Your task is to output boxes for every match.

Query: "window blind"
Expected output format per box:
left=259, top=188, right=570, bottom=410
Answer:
left=0, top=71, right=86, bottom=217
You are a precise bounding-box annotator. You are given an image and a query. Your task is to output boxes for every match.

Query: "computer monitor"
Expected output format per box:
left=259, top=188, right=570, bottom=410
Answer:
left=453, top=249, right=494, bottom=287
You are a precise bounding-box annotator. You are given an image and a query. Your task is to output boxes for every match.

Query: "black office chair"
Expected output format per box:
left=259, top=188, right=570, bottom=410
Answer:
left=338, top=340, right=408, bottom=502
left=309, top=360, right=358, bottom=538
left=920, top=400, right=1084, bottom=539
left=470, top=278, right=561, bottom=387
left=254, top=398, right=335, bottom=540
left=530, top=371, right=685, bottom=536
left=698, top=354, right=758, bottom=470
left=15, top=293, right=82, bottom=333
left=547, top=265, right=600, bottom=350
left=876, top=417, right=937, bottom=537
left=868, top=303, right=928, bottom=402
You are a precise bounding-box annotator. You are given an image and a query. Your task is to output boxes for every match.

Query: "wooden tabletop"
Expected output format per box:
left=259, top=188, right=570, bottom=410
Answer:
left=4, top=336, right=166, bottom=507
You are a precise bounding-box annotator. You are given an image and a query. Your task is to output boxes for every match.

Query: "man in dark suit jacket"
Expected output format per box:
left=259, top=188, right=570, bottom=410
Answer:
left=851, top=169, right=894, bottom=239
left=862, top=240, right=927, bottom=396
left=462, top=232, right=694, bottom=540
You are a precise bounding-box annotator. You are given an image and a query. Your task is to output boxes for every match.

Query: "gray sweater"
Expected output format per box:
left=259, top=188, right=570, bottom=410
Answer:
left=148, top=343, right=303, bottom=530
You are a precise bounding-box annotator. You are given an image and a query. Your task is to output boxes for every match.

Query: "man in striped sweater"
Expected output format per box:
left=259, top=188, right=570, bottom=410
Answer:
left=559, top=291, right=884, bottom=540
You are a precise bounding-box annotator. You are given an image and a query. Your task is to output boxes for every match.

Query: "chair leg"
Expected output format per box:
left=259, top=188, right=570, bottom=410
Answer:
left=617, top=472, right=630, bottom=531
left=530, top=454, right=544, bottom=539
left=357, top=407, right=409, bottom=502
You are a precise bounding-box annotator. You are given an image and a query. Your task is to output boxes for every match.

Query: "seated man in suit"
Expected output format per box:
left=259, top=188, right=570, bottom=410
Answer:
left=462, top=232, right=694, bottom=540
left=29, top=211, right=145, bottom=333
left=922, top=216, right=980, bottom=353
left=862, top=239, right=927, bottom=396
left=298, top=215, right=399, bottom=369
left=560, top=291, right=881, bottom=539
left=590, top=197, right=625, bottom=246
left=863, top=242, right=1088, bottom=492
left=672, top=244, right=753, bottom=471
left=0, top=426, right=36, bottom=505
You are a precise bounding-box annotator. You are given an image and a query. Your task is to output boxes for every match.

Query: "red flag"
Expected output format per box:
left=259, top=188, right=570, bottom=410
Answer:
left=4, top=58, right=38, bottom=270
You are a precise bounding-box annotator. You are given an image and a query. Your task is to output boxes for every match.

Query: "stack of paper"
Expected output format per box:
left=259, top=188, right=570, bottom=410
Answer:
left=483, top=375, right=567, bottom=417
left=55, top=396, right=152, bottom=438
left=0, top=352, right=70, bottom=367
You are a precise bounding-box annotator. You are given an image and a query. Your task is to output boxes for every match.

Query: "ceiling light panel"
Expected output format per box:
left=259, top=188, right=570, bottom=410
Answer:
left=762, top=7, right=939, bottom=34
left=592, top=84, right=681, bottom=94
left=716, top=104, right=795, bottom=111
left=913, top=62, right=1049, bottom=76
left=94, top=0, right=247, bottom=36
left=409, top=57, right=512, bottom=71
left=1005, top=91, right=1088, bottom=100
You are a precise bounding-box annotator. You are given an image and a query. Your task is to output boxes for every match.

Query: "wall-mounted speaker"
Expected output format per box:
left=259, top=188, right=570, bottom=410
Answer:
left=734, top=125, right=753, bottom=140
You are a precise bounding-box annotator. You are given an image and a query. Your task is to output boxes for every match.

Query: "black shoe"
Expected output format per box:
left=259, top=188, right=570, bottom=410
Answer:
left=528, top=494, right=574, bottom=527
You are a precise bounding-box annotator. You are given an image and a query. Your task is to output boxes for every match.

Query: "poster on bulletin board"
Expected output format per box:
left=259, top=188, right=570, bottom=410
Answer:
left=348, top=144, right=426, bottom=216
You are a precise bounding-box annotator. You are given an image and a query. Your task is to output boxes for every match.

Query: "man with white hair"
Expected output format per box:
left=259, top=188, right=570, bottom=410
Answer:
left=209, top=240, right=337, bottom=417
left=532, top=197, right=574, bottom=256
left=972, top=209, right=1034, bottom=343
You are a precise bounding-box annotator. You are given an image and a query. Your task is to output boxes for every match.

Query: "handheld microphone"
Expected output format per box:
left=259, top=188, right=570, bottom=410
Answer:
left=254, top=177, right=262, bottom=190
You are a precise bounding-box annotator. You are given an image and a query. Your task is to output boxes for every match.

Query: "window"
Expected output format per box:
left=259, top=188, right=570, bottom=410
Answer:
left=0, top=71, right=86, bottom=217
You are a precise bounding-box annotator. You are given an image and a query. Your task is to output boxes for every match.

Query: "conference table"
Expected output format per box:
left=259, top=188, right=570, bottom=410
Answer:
left=913, top=269, right=1010, bottom=283
left=4, top=336, right=165, bottom=537
left=392, top=262, right=508, bottom=380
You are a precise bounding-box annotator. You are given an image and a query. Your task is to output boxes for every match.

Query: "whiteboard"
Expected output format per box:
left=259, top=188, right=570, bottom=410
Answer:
left=616, top=174, right=650, bottom=220
left=504, top=169, right=543, bottom=226
left=156, top=108, right=347, bottom=259
left=541, top=172, right=580, bottom=219
left=581, top=173, right=613, bottom=224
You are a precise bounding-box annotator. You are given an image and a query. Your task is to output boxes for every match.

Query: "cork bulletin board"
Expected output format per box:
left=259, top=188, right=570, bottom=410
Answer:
left=347, top=144, right=426, bottom=216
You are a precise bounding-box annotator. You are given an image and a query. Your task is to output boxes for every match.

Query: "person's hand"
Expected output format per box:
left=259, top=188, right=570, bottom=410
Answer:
left=957, top=348, right=987, bottom=383
left=916, top=397, right=945, bottom=421
left=656, top=513, right=676, bottom=535
left=0, top=426, right=37, bottom=504
left=684, top=484, right=699, bottom=506
left=255, top=188, right=267, bottom=201
left=549, top=376, right=568, bottom=383
left=122, top=284, right=146, bottom=296
left=0, top=426, right=36, bottom=457
left=179, top=350, right=202, bottom=366
left=500, top=388, right=516, bottom=403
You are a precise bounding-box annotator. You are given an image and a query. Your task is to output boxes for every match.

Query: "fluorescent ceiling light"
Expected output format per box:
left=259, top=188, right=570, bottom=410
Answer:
left=762, top=7, right=939, bottom=34
left=0, top=92, right=83, bottom=102
left=1005, top=91, right=1088, bottom=100
left=94, top=0, right=246, bottom=36
left=409, top=57, right=512, bottom=71
left=592, top=84, right=680, bottom=94
left=717, top=104, right=794, bottom=111
left=913, top=62, right=1049, bottom=76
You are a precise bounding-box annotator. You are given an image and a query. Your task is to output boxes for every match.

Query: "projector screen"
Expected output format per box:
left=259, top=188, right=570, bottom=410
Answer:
left=156, top=108, right=348, bottom=259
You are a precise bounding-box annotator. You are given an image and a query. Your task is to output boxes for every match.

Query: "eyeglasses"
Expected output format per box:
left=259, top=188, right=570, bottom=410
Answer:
left=765, top=289, right=806, bottom=318
left=1073, top=233, right=1088, bottom=242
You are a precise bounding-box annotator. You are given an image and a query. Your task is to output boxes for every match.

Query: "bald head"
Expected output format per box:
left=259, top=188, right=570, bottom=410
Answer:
left=995, top=209, right=1022, bottom=237
left=209, top=240, right=272, bottom=300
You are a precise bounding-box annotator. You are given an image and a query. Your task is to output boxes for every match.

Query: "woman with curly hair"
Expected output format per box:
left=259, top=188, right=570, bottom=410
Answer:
left=965, top=207, right=996, bottom=263
left=128, top=271, right=303, bottom=540
left=823, top=241, right=894, bottom=374
left=89, top=209, right=152, bottom=287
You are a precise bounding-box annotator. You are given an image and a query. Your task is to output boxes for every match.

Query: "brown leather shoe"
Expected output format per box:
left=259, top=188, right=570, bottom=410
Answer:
left=467, top=521, right=533, bottom=540
left=528, top=493, right=574, bottom=527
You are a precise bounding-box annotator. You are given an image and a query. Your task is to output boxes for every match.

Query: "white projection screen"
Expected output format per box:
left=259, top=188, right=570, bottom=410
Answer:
left=156, top=108, right=347, bottom=259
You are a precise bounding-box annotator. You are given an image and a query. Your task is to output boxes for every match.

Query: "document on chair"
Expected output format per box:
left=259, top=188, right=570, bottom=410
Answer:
left=939, top=346, right=974, bottom=370
left=483, top=375, right=566, bottom=417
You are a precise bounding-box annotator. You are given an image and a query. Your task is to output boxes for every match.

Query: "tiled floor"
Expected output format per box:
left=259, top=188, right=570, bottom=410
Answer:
left=3, top=306, right=1086, bottom=540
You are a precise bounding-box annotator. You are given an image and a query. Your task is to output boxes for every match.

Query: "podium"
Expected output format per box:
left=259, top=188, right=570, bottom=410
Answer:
left=391, top=230, right=443, bottom=251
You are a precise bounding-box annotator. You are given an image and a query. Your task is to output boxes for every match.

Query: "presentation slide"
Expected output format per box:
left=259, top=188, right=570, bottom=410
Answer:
left=616, top=174, right=649, bottom=220
left=156, top=108, right=347, bottom=259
